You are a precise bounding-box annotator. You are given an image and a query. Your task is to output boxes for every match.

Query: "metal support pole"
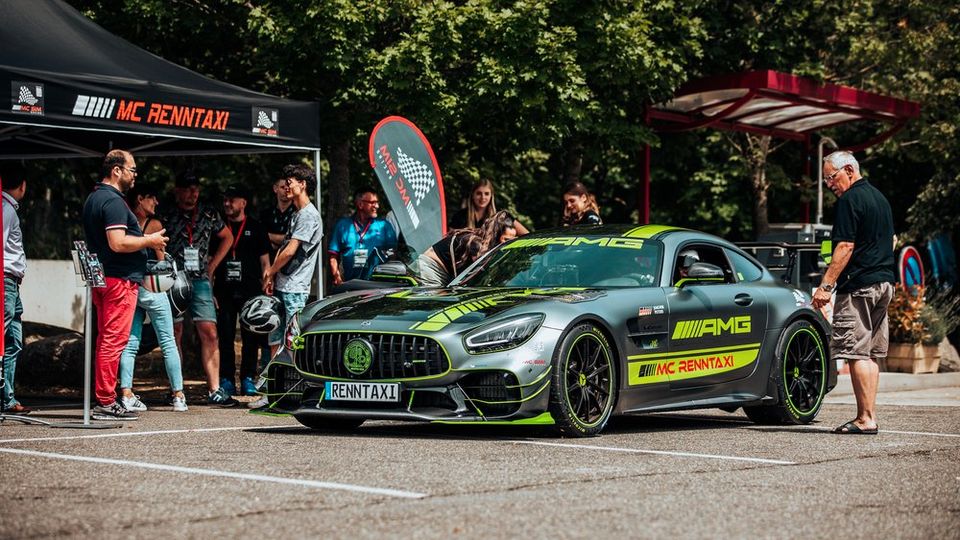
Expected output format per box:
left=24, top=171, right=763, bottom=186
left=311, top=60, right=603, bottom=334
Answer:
left=83, top=287, right=92, bottom=424
left=314, top=148, right=324, bottom=300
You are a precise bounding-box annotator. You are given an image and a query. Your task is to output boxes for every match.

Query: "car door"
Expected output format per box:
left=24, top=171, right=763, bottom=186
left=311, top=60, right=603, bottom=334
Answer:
left=663, top=243, right=768, bottom=389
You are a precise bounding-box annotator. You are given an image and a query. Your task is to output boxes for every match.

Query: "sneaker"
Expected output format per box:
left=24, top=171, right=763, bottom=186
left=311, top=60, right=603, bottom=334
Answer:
left=171, top=395, right=189, bottom=412
left=207, top=387, right=239, bottom=408
left=219, top=378, right=237, bottom=396
left=241, top=377, right=258, bottom=396
left=121, top=394, right=147, bottom=412
left=92, top=401, right=139, bottom=421
left=247, top=395, right=269, bottom=409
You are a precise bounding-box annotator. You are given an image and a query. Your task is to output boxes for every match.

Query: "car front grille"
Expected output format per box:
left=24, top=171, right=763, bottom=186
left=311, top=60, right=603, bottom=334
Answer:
left=296, top=332, right=450, bottom=380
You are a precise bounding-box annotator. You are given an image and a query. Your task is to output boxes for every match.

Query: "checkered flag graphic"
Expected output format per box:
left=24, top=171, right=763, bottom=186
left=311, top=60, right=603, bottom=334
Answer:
left=257, top=111, right=274, bottom=129
left=18, top=86, right=38, bottom=105
left=396, top=147, right=435, bottom=205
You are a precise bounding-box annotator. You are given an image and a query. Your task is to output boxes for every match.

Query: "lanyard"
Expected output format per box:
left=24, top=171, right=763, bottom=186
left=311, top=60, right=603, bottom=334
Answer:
left=186, top=207, right=198, bottom=246
left=229, top=217, right=247, bottom=259
left=353, top=218, right=372, bottom=244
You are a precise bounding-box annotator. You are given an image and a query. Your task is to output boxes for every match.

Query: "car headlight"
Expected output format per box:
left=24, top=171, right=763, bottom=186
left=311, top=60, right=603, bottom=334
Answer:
left=284, top=312, right=303, bottom=351
left=464, top=314, right=544, bottom=354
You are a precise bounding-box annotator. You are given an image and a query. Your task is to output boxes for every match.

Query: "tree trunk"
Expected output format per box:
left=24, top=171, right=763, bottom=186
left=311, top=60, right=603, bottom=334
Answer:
left=747, top=134, right=772, bottom=237
left=326, top=138, right=351, bottom=233
left=561, top=137, right=583, bottom=186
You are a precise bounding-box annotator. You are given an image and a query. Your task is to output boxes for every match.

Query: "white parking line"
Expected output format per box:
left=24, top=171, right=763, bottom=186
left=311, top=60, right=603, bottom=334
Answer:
left=877, top=429, right=960, bottom=438
left=0, top=425, right=302, bottom=444
left=514, top=440, right=795, bottom=465
left=0, top=447, right=427, bottom=499
left=744, top=425, right=960, bottom=438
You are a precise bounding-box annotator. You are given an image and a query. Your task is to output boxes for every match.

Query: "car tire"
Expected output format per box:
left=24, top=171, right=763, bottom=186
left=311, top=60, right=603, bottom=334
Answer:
left=744, top=319, right=828, bottom=425
left=548, top=322, right=617, bottom=437
left=294, top=415, right=365, bottom=431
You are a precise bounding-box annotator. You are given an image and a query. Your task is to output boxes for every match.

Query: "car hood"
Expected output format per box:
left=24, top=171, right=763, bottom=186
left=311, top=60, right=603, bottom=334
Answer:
left=303, top=287, right=605, bottom=332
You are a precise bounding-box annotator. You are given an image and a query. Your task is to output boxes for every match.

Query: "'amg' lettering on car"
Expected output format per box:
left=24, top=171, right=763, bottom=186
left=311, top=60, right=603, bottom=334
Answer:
left=671, top=316, right=751, bottom=339
left=502, top=237, right=645, bottom=250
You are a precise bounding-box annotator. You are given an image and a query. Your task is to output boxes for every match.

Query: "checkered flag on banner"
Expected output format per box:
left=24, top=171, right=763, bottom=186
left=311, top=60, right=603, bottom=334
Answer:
left=18, top=86, right=38, bottom=105
left=396, top=147, right=435, bottom=205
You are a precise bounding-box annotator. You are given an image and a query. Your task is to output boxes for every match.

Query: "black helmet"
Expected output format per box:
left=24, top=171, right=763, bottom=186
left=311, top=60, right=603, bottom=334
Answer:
left=240, top=295, right=282, bottom=334
left=167, top=270, right=193, bottom=318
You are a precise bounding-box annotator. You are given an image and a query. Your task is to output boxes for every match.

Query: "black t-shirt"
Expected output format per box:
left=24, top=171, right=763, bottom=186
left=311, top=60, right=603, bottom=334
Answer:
left=449, top=208, right=487, bottom=230
left=563, top=209, right=602, bottom=226
left=214, top=216, right=271, bottom=298
left=432, top=231, right=476, bottom=275
left=262, top=204, right=295, bottom=262
left=831, top=179, right=896, bottom=293
left=82, top=183, right=147, bottom=283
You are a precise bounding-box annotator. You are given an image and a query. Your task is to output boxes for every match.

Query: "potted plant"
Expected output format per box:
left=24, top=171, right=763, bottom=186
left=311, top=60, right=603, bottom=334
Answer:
left=887, top=285, right=960, bottom=373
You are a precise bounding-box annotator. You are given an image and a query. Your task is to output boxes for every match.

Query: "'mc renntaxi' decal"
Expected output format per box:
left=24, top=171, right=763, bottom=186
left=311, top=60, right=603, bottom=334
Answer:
left=71, top=94, right=230, bottom=132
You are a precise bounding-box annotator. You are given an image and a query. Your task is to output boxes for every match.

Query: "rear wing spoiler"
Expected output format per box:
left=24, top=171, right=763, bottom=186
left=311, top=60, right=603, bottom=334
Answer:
left=736, top=241, right=832, bottom=288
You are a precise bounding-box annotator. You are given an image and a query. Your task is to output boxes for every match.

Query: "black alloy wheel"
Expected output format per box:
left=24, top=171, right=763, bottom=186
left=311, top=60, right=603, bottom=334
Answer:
left=745, top=320, right=827, bottom=425
left=548, top=322, right=617, bottom=437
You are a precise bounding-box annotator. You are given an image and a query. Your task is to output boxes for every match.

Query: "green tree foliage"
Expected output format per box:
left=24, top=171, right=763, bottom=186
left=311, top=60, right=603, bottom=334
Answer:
left=16, top=0, right=957, bottom=261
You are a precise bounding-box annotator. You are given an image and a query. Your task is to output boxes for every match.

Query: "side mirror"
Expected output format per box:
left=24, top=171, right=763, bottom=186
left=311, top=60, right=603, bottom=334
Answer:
left=678, top=262, right=725, bottom=287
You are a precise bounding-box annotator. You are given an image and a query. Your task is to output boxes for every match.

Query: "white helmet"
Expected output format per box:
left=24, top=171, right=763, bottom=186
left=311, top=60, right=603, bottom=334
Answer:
left=240, top=295, right=282, bottom=334
left=143, top=259, right=176, bottom=293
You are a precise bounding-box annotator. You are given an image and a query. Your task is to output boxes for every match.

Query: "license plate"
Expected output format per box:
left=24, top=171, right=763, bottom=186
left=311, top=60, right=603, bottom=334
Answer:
left=324, top=381, right=400, bottom=402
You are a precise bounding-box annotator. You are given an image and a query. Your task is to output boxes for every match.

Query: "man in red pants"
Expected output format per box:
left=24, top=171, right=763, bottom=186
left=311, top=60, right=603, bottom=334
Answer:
left=82, top=150, right=168, bottom=420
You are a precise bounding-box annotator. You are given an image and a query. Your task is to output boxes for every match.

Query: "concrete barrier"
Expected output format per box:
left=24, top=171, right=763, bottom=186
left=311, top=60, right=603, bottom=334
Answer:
left=20, top=259, right=86, bottom=332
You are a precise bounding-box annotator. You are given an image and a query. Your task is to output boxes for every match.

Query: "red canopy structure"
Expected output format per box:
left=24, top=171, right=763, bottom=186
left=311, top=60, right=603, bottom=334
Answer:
left=640, top=70, right=921, bottom=223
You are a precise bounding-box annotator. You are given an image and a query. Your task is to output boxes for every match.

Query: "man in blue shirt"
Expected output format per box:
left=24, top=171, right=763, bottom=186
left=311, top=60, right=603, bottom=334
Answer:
left=327, top=187, right=397, bottom=285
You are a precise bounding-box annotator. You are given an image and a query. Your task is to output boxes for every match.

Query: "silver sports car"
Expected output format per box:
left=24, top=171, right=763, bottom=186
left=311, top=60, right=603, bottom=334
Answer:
left=256, top=224, right=835, bottom=437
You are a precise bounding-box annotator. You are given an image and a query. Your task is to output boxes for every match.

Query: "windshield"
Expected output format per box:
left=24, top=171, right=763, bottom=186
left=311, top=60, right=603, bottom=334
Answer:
left=453, top=235, right=663, bottom=288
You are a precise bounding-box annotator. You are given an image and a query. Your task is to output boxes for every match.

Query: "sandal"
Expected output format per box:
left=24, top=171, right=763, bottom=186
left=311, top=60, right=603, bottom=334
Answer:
left=833, top=421, right=878, bottom=435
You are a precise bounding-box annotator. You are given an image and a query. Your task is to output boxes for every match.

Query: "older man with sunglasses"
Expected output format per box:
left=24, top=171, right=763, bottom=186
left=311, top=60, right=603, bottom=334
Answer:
left=812, top=150, right=896, bottom=436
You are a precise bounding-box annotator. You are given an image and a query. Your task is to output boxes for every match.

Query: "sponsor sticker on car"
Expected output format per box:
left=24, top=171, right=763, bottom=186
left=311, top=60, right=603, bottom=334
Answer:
left=324, top=381, right=400, bottom=402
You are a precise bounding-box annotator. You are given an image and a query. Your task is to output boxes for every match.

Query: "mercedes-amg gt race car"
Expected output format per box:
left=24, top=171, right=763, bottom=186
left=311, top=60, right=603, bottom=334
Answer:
left=257, top=224, right=835, bottom=437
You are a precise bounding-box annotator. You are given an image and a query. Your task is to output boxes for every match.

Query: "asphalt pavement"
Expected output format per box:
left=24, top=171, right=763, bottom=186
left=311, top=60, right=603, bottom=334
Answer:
left=1, top=372, right=958, bottom=539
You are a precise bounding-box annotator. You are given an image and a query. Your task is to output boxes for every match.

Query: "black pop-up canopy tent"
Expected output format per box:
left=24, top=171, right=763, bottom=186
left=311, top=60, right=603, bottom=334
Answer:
left=0, top=1, right=324, bottom=424
left=0, top=0, right=320, bottom=158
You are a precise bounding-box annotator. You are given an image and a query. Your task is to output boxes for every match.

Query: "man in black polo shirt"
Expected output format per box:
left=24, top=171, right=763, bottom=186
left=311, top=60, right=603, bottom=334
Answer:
left=263, top=176, right=294, bottom=258
left=812, top=150, right=895, bottom=435
left=83, top=149, right=168, bottom=421
left=214, top=184, right=270, bottom=396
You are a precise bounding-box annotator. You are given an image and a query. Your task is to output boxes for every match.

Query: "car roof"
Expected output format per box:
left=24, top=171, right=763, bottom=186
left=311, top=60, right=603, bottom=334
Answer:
left=526, top=224, right=728, bottom=244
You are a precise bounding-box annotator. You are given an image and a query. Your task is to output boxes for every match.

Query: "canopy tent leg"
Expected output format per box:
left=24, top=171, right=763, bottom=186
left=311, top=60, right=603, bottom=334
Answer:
left=314, top=148, right=324, bottom=300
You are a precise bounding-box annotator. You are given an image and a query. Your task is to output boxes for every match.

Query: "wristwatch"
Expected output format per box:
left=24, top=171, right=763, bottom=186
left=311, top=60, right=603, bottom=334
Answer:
left=819, top=282, right=836, bottom=293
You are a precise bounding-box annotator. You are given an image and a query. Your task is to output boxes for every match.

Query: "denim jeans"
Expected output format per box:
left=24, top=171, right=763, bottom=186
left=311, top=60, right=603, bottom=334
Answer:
left=2, top=276, right=23, bottom=409
left=119, top=286, right=184, bottom=392
left=268, top=291, right=309, bottom=346
left=173, top=277, right=217, bottom=323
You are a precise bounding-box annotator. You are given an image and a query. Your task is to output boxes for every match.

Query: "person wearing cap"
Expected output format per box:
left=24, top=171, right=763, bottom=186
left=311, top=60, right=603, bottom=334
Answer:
left=118, top=182, right=188, bottom=412
left=162, top=171, right=237, bottom=407
left=214, top=184, right=271, bottom=397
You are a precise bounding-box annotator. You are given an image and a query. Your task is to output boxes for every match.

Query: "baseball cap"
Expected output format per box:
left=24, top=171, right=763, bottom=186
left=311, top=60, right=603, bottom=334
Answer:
left=223, top=184, right=250, bottom=200
left=175, top=170, right=200, bottom=188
